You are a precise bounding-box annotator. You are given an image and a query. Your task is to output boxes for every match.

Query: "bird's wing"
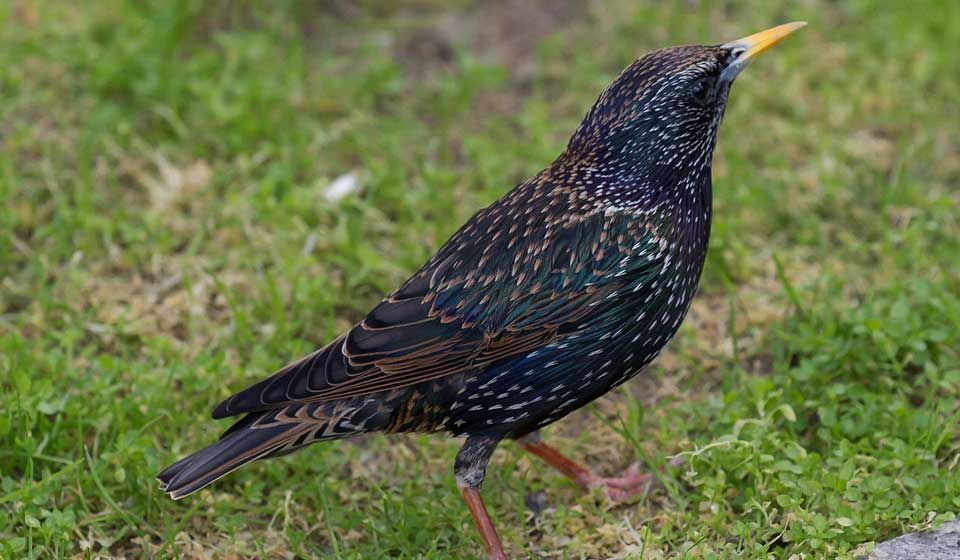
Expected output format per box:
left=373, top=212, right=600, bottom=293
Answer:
left=212, top=192, right=665, bottom=419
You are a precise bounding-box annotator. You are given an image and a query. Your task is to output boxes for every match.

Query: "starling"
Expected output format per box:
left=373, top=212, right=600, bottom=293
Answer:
left=159, top=22, right=806, bottom=559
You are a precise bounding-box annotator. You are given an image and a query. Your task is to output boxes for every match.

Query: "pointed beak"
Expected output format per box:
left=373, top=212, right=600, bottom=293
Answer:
left=720, top=21, right=807, bottom=83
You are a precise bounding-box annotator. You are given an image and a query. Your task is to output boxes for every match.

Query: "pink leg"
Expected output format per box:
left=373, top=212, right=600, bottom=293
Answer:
left=460, top=485, right=507, bottom=560
left=518, top=438, right=653, bottom=502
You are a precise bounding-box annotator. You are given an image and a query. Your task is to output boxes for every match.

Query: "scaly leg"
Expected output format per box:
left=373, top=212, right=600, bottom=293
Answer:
left=517, top=432, right=653, bottom=502
left=456, top=436, right=507, bottom=560
left=459, top=485, right=506, bottom=560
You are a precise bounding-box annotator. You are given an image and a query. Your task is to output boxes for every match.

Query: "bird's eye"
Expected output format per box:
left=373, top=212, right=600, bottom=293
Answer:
left=690, top=77, right=713, bottom=106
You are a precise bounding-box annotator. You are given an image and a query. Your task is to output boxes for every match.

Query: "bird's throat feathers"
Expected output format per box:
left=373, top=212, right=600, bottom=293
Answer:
left=550, top=145, right=714, bottom=247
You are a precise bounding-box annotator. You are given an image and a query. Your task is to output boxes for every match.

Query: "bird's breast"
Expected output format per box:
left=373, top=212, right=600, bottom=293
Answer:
left=573, top=209, right=710, bottom=382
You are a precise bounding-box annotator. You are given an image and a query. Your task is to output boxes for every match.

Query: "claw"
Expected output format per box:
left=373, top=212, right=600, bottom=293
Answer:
left=585, top=462, right=655, bottom=503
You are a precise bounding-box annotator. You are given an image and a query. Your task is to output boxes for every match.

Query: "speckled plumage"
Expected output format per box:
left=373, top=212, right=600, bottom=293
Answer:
left=159, top=23, right=805, bottom=557
left=161, top=45, right=728, bottom=495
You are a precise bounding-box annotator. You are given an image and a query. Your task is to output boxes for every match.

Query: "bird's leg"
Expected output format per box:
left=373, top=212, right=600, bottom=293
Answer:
left=460, top=486, right=505, bottom=560
left=456, top=435, right=507, bottom=560
left=516, top=431, right=653, bottom=502
left=516, top=431, right=593, bottom=486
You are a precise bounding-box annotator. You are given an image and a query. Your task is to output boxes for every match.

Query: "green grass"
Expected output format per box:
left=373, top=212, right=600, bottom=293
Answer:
left=3, top=1, right=959, bottom=558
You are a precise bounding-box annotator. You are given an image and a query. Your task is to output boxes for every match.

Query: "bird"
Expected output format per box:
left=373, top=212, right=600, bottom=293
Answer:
left=158, top=22, right=806, bottom=559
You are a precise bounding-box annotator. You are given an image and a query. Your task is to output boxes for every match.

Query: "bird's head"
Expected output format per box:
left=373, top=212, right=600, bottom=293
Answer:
left=564, top=22, right=805, bottom=178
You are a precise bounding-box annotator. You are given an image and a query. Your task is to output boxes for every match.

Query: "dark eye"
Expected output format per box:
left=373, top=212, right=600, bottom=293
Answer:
left=690, top=77, right=713, bottom=106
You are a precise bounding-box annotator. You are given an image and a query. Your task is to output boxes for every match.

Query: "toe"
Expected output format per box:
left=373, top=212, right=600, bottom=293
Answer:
left=601, top=463, right=651, bottom=489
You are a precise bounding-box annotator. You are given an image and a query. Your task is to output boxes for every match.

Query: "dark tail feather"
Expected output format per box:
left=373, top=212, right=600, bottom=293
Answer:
left=160, top=396, right=396, bottom=499
left=157, top=413, right=304, bottom=500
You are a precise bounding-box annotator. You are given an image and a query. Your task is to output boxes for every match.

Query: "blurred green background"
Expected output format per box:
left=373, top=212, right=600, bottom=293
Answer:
left=2, top=1, right=959, bottom=558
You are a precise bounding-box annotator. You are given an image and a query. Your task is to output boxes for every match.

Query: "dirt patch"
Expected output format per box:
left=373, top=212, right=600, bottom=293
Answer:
left=383, top=1, right=585, bottom=78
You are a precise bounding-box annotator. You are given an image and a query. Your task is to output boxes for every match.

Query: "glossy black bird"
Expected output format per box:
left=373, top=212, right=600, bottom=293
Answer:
left=159, top=22, right=805, bottom=559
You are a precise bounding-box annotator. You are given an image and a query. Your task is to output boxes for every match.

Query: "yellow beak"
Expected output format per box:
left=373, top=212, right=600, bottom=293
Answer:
left=720, top=21, right=806, bottom=82
left=729, top=21, right=807, bottom=61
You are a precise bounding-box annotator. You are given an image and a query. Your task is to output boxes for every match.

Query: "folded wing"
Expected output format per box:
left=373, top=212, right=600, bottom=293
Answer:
left=213, top=185, right=664, bottom=419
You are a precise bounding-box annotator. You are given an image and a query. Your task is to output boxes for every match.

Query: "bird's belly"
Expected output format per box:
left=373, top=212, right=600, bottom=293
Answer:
left=442, top=287, right=698, bottom=438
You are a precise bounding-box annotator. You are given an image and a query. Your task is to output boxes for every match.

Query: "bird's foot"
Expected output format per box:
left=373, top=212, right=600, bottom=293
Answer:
left=581, top=463, right=654, bottom=503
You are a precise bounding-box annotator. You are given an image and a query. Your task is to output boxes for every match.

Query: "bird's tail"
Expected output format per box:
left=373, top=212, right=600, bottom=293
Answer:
left=158, top=400, right=380, bottom=499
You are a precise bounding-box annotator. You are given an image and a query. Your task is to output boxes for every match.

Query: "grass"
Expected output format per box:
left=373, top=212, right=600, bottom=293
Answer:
left=2, top=0, right=959, bottom=558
